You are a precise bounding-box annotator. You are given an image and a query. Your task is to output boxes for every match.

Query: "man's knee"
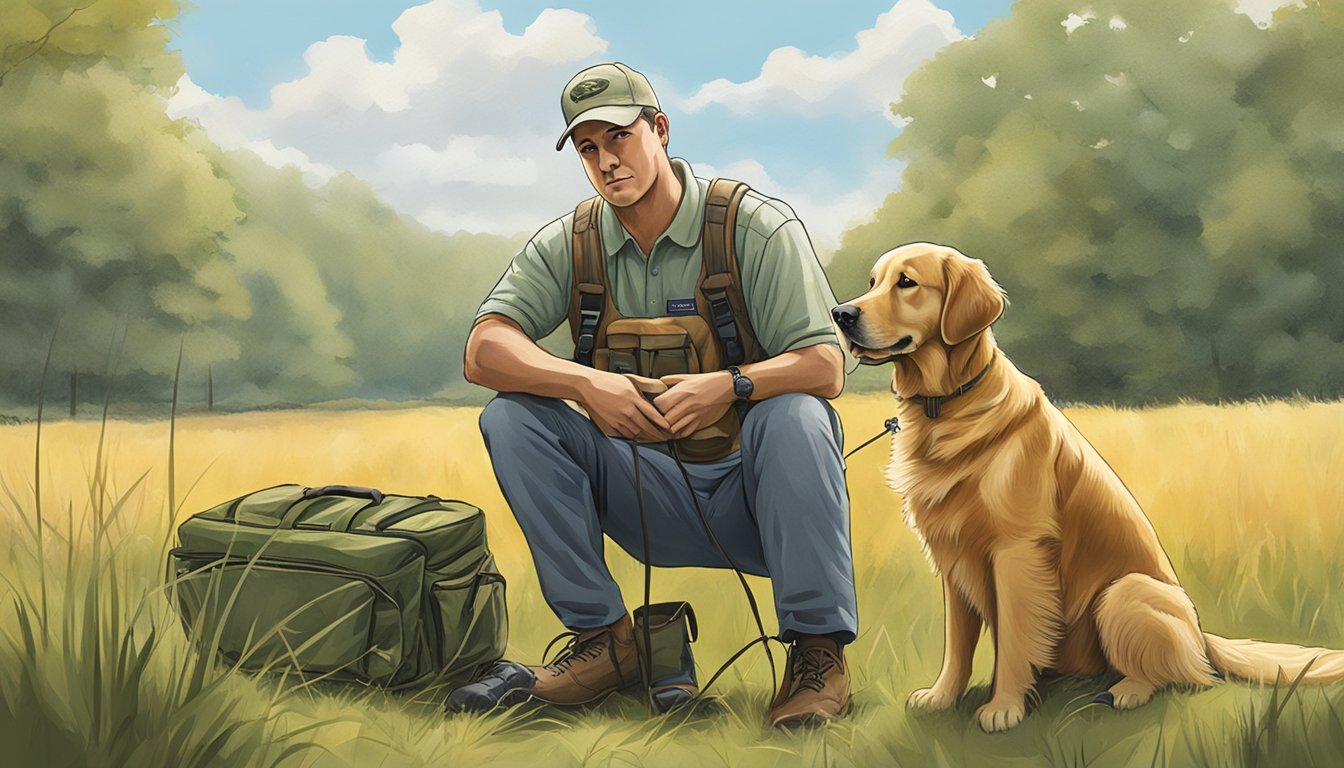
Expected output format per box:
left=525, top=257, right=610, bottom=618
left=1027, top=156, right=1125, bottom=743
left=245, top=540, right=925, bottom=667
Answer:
left=741, top=393, right=841, bottom=451
left=478, top=392, right=565, bottom=443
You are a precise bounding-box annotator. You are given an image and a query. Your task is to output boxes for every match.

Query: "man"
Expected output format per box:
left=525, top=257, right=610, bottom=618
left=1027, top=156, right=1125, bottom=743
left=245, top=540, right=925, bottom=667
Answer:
left=463, top=62, right=856, bottom=727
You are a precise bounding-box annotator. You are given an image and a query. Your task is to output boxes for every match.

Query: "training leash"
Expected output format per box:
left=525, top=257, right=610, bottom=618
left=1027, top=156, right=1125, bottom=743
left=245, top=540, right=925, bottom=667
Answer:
left=627, top=408, right=900, bottom=714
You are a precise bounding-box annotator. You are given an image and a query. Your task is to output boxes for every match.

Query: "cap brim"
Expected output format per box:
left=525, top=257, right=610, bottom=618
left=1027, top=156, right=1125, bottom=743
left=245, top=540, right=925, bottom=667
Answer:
left=555, top=105, right=646, bottom=151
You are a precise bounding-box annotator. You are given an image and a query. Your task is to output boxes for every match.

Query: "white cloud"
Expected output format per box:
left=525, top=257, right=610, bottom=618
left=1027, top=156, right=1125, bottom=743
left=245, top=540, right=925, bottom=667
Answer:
left=167, top=0, right=607, bottom=235
left=376, top=138, right=539, bottom=187
left=166, top=0, right=939, bottom=250
left=245, top=139, right=340, bottom=184
left=696, top=157, right=905, bottom=260
left=681, top=0, right=960, bottom=123
left=268, top=36, right=412, bottom=116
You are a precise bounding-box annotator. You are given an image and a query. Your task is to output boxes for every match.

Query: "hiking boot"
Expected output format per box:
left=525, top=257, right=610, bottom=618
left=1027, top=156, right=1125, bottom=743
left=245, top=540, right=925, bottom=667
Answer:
left=525, top=614, right=640, bottom=705
left=768, top=636, right=852, bottom=728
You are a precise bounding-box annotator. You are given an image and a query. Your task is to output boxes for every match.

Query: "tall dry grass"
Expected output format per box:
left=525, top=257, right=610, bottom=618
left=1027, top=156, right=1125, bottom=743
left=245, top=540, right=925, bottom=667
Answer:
left=2, top=395, right=1343, bottom=766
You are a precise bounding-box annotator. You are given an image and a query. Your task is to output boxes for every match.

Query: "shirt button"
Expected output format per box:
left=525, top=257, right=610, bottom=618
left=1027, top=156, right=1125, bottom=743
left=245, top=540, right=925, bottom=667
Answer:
left=651, top=266, right=660, bottom=276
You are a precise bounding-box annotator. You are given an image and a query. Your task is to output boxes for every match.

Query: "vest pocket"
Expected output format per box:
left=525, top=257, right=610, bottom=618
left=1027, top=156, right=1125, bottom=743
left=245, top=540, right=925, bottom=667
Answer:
left=646, top=337, right=693, bottom=378
left=603, top=332, right=640, bottom=374
left=603, top=328, right=698, bottom=378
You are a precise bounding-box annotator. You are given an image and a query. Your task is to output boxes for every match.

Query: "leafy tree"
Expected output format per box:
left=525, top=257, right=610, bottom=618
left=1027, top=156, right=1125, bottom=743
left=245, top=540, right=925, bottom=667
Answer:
left=210, top=147, right=519, bottom=405
left=830, top=0, right=1344, bottom=402
left=0, top=0, right=247, bottom=400
left=0, top=0, right=519, bottom=410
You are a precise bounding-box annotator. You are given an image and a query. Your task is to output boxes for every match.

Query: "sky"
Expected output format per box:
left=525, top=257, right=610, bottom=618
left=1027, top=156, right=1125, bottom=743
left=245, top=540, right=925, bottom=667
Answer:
left=165, top=0, right=1295, bottom=255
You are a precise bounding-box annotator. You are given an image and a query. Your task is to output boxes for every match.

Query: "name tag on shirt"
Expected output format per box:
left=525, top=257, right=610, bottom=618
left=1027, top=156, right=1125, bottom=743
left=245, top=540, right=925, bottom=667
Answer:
left=666, top=298, right=698, bottom=316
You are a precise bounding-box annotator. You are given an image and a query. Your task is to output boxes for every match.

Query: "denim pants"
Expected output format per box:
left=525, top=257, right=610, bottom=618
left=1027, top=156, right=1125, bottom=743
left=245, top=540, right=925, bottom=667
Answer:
left=478, top=392, right=858, bottom=643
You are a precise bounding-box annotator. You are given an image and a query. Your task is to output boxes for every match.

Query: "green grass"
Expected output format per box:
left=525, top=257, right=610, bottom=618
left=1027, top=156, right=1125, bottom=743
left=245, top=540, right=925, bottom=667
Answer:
left=2, top=397, right=1344, bottom=767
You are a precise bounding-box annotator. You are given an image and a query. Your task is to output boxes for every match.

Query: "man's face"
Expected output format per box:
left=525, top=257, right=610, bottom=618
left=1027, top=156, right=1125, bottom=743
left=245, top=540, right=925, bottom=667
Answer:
left=572, top=114, right=668, bottom=208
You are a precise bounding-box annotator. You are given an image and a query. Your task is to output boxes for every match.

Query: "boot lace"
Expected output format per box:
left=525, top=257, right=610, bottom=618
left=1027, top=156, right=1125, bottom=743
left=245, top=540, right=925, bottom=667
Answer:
left=791, top=645, right=839, bottom=693
left=542, top=629, right=611, bottom=676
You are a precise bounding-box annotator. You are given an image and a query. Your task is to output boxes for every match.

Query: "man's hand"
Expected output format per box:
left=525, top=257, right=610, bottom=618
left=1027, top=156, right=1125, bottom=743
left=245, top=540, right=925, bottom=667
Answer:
left=654, top=372, right=736, bottom=439
left=579, top=371, right=675, bottom=442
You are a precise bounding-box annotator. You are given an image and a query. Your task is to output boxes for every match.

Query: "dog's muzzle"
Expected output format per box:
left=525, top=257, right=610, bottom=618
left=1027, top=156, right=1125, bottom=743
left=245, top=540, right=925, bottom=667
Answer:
left=833, top=304, right=913, bottom=364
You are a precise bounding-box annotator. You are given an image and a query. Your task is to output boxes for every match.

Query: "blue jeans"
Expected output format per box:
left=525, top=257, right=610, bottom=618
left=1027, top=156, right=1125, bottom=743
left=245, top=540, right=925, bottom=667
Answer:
left=479, top=392, right=857, bottom=643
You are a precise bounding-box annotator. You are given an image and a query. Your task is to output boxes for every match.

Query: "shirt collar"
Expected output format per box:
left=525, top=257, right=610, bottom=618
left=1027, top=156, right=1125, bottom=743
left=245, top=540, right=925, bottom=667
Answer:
left=598, top=157, right=704, bottom=257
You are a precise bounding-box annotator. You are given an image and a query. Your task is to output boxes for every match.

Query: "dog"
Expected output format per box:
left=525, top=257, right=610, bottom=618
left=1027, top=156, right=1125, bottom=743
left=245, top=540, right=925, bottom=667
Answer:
left=833, top=242, right=1344, bottom=732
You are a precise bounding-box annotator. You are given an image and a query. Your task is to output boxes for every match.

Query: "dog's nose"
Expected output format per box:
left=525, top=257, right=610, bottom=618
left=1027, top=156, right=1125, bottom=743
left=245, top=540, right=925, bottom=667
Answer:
left=832, top=305, right=861, bottom=328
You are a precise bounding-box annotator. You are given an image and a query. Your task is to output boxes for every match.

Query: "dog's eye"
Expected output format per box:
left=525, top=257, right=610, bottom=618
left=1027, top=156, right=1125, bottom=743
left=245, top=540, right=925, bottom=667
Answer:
left=868, top=276, right=875, bottom=288
left=897, top=273, right=918, bottom=288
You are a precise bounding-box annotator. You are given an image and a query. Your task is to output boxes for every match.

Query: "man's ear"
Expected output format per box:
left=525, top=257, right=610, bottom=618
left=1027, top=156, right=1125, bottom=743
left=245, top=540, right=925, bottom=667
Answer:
left=940, top=253, right=1006, bottom=345
left=655, top=112, right=669, bottom=148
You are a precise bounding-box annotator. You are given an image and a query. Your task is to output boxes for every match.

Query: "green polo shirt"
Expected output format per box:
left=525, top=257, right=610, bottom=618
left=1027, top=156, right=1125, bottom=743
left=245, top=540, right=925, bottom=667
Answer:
left=474, top=158, right=839, bottom=358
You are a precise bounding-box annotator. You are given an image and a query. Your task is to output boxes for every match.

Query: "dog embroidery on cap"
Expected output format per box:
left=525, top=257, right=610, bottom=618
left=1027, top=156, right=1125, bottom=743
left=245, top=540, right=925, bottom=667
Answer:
left=570, top=78, right=609, bottom=102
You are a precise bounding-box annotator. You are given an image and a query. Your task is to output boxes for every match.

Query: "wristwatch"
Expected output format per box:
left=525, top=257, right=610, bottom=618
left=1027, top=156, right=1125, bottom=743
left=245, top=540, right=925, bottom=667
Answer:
left=726, top=365, right=754, bottom=401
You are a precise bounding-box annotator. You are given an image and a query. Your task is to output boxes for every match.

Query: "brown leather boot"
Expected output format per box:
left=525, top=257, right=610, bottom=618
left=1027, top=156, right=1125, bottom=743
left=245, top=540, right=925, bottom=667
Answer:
left=525, top=614, right=640, bottom=705
left=768, top=636, right=852, bottom=728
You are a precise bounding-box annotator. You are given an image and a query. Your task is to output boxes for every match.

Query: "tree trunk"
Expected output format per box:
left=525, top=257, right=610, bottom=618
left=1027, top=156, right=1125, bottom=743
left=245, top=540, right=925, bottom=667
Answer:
left=1209, top=337, right=1227, bottom=402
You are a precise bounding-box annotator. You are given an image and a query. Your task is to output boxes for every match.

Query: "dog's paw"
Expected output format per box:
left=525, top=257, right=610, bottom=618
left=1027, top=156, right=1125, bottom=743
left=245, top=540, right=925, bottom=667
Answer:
left=976, top=699, right=1026, bottom=733
left=1106, top=677, right=1156, bottom=710
left=906, top=686, right=957, bottom=711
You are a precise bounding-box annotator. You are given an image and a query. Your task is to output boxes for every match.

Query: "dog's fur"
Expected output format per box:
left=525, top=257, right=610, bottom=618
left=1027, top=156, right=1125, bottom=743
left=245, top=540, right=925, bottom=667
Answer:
left=835, top=242, right=1344, bottom=732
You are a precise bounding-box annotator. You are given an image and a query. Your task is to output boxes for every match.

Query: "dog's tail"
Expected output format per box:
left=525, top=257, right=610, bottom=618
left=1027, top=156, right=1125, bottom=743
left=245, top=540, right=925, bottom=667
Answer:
left=1204, top=633, right=1344, bottom=684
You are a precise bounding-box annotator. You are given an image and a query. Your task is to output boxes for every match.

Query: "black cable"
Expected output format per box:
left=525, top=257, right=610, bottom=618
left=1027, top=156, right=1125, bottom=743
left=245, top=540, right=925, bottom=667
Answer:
left=666, top=439, right=779, bottom=704
left=627, top=411, right=897, bottom=711
left=629, top=442, right=656, bottom=713
left=843, top=417, right=900, bottom=461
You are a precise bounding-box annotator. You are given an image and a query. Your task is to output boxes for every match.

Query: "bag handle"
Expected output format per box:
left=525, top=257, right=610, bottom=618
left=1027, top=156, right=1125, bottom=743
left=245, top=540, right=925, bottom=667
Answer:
left=277, top=485, right=386, bottom=530
left=302, top=485, right=385, bottom=505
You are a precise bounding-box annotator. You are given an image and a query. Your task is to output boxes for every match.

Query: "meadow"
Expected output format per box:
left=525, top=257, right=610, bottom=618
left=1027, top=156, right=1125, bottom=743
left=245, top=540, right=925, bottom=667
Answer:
left=2, top=394, right=1343, bottom=767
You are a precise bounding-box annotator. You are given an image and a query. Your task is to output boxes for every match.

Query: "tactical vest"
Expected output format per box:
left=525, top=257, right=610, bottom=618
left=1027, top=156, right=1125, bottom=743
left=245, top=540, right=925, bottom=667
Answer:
left=567, top=178, right=765, bottom=462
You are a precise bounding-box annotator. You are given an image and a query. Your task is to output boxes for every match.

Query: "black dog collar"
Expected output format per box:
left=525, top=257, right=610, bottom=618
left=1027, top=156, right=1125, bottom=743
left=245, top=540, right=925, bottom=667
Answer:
left=901, top=353, right=996, bottom=419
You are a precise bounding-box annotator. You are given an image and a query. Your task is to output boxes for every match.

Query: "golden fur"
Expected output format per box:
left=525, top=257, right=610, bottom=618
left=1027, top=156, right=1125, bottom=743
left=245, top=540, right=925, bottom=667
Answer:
left=835, top=242, right=1344, bottom=732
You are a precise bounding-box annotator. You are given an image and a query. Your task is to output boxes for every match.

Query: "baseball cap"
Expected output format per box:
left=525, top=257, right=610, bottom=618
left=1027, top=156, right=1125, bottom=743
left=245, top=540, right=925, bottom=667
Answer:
left=555, top=62, right=660, bottom=151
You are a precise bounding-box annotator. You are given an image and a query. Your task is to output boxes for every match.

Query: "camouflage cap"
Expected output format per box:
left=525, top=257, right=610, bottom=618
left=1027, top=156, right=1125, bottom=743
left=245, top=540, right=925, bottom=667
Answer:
left=555, top=62, right=660, bottom=151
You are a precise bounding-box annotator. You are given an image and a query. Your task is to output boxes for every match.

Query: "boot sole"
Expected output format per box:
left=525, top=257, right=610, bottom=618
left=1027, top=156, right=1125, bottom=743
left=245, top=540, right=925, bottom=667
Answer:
left=529, top=676, right=644, bottom=708
left=770, top=695, right=853, bottom=729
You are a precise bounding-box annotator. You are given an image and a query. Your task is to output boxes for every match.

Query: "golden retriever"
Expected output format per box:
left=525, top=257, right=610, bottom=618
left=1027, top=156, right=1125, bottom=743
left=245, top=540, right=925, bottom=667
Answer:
left=833, top=242, right=1344, bottom=732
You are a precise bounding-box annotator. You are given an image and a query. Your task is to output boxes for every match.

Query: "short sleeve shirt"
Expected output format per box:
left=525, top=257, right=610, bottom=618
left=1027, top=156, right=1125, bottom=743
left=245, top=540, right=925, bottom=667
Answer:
left=474, top=158, right=839, bottom=358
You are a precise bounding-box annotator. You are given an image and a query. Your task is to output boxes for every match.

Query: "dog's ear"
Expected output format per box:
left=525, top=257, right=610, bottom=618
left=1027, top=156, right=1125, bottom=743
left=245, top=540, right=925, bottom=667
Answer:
left=940, top=254, right=1006, bottom=346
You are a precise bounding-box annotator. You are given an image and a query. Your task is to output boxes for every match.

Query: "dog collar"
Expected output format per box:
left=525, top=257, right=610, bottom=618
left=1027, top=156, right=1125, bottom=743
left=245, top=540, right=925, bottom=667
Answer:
left=901, top=353, right=996, bottom=419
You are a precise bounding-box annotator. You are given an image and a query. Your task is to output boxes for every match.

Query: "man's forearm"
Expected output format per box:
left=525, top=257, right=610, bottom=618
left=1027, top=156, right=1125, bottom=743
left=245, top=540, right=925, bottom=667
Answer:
left=738, top=343, right=845, bottom=401
left=463, top=315, right=595, bottom=400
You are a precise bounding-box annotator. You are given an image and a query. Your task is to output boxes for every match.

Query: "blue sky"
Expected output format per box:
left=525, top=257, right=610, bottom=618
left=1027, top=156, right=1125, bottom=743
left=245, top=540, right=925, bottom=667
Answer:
left=165, top=1, right=1018, bottom=251
left=172, top=1, right=1015, bottom=107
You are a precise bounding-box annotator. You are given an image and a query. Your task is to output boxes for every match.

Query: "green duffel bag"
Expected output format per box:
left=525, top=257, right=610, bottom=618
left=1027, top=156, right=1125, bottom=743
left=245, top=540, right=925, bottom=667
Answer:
left=169, top=484, right=507, bottom=689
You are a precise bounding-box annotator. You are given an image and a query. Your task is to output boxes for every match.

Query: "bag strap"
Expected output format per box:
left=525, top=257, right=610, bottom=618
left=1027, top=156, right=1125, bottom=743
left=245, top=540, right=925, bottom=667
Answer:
left=568, top=195, right=607, bottom=367
left=699, top=178, right=760, bottom=367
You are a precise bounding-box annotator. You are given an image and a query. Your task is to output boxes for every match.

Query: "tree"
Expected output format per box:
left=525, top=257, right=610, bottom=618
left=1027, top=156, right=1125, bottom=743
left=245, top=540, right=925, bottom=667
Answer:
left=0, top=0, right=521, bottom=410
left=0, top=1, right=246, bottom=402
left=829, top=0, right=1344, bottom=402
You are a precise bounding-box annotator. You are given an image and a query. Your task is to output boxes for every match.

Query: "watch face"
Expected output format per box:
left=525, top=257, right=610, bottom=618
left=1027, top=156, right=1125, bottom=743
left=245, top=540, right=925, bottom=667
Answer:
left=733, top=375, right=753, bottom=399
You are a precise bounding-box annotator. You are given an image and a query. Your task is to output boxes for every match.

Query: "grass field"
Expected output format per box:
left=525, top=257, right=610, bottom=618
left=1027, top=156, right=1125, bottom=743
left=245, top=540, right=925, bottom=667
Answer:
left=2, top=394, right=1344, bottom=767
